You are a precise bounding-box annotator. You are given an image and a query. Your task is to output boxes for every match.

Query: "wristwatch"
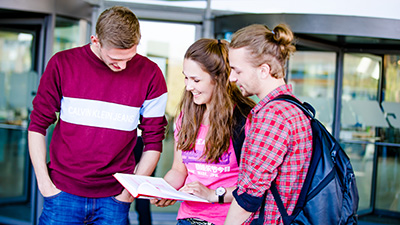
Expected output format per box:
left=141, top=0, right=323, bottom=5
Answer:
left=215, top=186, right=226, bottom=204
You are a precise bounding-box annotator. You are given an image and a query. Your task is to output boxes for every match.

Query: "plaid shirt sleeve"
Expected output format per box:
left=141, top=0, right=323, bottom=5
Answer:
left=237, top=104, right=290, bottom=198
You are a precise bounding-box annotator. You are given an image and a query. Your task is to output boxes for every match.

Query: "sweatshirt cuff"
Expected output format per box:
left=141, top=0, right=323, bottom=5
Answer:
left=28, top=126, right=47, bottom=136
left=233, top=188, right=264, bottom=212
left=143, top=142, right=163, bottom=152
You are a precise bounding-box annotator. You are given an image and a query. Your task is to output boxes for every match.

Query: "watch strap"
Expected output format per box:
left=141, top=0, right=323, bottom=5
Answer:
left=218, top=194, right=224, bottom=204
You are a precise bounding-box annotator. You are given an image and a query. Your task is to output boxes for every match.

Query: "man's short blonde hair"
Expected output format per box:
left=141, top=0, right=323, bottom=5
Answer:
left=96, top=6, right=141, bottom=49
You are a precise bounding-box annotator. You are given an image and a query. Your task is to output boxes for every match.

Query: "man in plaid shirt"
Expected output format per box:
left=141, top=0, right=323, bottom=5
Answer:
left=224, top=24, right=313, bottom=225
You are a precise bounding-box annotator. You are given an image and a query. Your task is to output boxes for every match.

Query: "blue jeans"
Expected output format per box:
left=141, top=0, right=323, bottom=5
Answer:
left=177, top=218, right=214, bottom=225
left=177, top=219, right=192, bottom=225
left=39, top=191, right=131, bottom=225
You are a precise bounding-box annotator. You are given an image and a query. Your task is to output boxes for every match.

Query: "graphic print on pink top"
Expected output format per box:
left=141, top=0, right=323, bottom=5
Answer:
left=174, top=122, right=240, bottom=225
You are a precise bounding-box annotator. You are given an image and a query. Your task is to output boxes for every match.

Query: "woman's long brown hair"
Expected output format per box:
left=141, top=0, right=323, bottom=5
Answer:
left=176, top=38, right=255, bottom=163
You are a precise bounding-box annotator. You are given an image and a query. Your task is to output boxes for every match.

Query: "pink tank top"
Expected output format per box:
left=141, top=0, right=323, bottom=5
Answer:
left=174, top=123, right=239, bottom=225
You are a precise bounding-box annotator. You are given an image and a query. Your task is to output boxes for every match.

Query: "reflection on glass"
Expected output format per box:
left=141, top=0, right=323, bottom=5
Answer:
left=0, top=129, right=27, bottom=199
left=382, top=102, right=400, bottom=129
left=288, top=51, right=336, bottom=131
left=340, top=53, right=382, bottom=211
left=138, top=20, right=196, bottom=118
left=383, top=55, right=400, bottom=103
left=0, top=30, right=34, bottom=203
left=376, top=146, right=400, bottom=213
left=342, top=54, right=380, bottom=100
left=137, top=20, right=196, bottom=213
left=54, top=17, right=88, bottom=54
left=344, top=100, right=388, bottom=128
left=380, top=55, right=400, bottom=144
left=341, top=53, right=384, bottom=138
left=0, top=31, right=35, bottom=127
left=374, top=55, right=400, bottom=214
left=341, top=142, right=374, bottom=211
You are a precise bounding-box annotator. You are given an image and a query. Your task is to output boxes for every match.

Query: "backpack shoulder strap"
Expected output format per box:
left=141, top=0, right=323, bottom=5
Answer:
left=272, top=94, right=316, bottom=119
left=268, top=95, right=317, bottom=224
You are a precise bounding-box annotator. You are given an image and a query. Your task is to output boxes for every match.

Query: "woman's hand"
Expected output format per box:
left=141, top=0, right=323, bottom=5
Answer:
left=150, top=198, right=177, bottom=207
left=179, top=181, right=216, bottom=202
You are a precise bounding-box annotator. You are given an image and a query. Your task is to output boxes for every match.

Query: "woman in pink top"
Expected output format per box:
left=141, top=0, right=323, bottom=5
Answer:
left=151, top=39, right=255, bottom=225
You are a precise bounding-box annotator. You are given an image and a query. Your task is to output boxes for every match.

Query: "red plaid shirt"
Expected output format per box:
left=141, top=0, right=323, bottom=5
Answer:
left=235, top=84, right=312, bottom=224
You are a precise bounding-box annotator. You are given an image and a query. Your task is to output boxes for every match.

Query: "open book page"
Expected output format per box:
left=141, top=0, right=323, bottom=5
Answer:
left=113, top=173, right=209, bottom=203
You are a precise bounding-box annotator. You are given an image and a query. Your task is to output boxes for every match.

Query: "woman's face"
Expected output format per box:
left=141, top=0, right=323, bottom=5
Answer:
left=183, top=59, right=215, bottom=107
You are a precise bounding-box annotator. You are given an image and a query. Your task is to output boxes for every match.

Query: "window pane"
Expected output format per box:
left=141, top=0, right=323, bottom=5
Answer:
left=54, top=17, right=89, bottom=54
left=375, top=55, right=400, bottom=214
left=0, top=129, right=27, bottom=199
left=288, top=51, right=336, bottom=132
left=340, top=53, right=383, bottom=211
left=383, top=55, right=400, bottom=103
left=340, top=53, right=385, bottom=133
left=381, top=55, right=400, bottom=143
left=0, top=31, right=35, bottom=126
left=376, top=146, right=400, bottom=213
left=0, top=30, right=34, bottom=220
left=342, top=142, right=374, bottom=211
left=137, top=20, right=197, bottom=214
left=138, top=20, right=196, bottom=119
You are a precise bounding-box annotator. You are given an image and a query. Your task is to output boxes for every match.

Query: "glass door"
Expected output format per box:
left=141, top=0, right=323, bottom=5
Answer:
left=288, top=51, right=337, bottom=132
left=375, top=55, right=400, bottom=215
left=0, top=28, right=37, bottom=218
left=137, top=20, right=197, bottom=216
left=339, top=53, right=384, bottom=213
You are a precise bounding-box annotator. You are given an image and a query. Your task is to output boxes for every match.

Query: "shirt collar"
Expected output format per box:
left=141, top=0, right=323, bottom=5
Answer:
left=252, top=84, right=293, bottom=114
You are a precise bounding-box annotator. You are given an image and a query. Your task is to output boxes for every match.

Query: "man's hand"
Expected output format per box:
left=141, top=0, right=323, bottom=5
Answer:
left=115, top=189, right=134, bottom=203
left=29, top=131, right=62, bottom=198
left=39, top=181, right=62, bottom=197
left=224, top=198, right=252, bottom=224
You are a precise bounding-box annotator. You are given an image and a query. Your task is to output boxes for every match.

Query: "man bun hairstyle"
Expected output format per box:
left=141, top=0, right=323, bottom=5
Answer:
left=230, top=23, right=296, bottom=79
left=96, top=6, right=141, bottom=49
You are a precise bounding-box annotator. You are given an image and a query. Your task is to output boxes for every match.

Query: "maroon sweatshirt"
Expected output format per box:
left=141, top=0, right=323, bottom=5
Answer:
left=29, top=44, right=168, bottom=197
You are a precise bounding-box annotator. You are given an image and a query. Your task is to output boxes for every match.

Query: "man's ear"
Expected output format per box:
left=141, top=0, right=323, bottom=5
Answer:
left=91, top=35, right=100, bottom=46
left=259, top=63, right=271, bottom=79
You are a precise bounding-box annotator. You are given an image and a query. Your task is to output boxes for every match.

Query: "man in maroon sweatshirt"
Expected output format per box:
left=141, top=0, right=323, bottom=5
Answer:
left=28, top=6, right=168, bottom=224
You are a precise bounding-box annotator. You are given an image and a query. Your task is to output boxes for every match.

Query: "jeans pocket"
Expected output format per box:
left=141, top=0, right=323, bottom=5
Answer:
left=43, top=190, right=63, bottom=200
left=111, top=196, right=132, bottom=205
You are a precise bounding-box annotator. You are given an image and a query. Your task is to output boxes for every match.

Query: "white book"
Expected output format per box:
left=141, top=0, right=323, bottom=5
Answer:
left=113, top=173, right=209, bottom=203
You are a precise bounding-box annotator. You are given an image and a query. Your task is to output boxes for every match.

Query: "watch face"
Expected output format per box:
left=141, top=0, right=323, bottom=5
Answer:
left=216, top=187, right=226, bottom=195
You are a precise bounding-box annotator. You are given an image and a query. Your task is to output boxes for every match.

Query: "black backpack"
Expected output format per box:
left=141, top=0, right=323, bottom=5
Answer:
left=240, top=95, right=360, bottom=225
left=232, top=104, right=249, bottom=166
